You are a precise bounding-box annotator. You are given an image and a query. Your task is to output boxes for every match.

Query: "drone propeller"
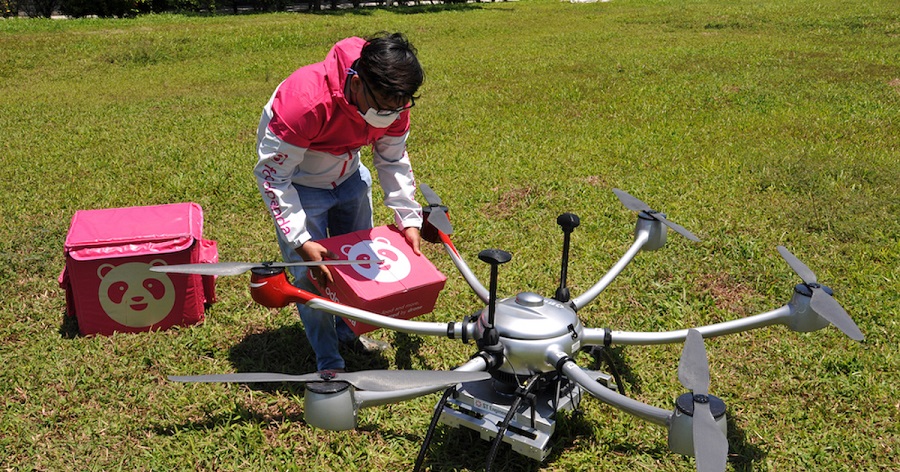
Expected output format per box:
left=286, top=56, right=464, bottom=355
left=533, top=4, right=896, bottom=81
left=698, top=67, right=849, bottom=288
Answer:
left=677, top=329, right=728, bottom=472
left=777, top=246, right=864, bottom=341
left=420, top=183, right=453, bottom=235
left=172, top=369, right=491, bottom=431
left=149, top=259, right=380, bottom=277
left=613, top=188, right=700, bottom=242
left=170, top=369, right=489, bottom=392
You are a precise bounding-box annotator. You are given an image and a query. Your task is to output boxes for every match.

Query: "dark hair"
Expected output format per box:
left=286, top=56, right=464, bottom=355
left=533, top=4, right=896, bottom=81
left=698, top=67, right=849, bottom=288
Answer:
left=356, top=32, right=424, bottom=104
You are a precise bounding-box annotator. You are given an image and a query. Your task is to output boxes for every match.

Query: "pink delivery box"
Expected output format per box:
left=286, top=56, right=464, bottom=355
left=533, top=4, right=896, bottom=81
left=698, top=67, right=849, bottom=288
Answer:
left=310, top=225, right=446, bottom=335
left=58, top=202, right=218, bottom=336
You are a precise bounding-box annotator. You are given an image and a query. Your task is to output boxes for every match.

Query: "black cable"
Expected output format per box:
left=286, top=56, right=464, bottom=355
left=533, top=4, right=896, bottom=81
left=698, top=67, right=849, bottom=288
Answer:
left=485, top=373, right=541, bottom=472
left=597, top=346, right=626, bottom=395
left=413, top=386, right=456, bottom=472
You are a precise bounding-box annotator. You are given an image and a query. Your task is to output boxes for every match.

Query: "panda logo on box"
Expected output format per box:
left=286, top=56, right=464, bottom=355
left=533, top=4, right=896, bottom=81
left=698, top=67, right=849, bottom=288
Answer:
left=341, top=236, right=411, bottom=282
left=97, top=259, right=176, bottom=327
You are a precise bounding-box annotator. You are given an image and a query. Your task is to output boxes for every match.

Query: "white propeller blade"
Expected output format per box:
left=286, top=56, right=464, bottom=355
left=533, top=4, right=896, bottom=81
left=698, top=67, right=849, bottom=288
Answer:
left=420, top=183, right=453, bottom=235
left=678, top=329, right=728, bottom=472
left=613, top=188, right=700, bottom=242
left=170, top=369, right=490, bottom=392
left=150, top=259, right=381, bottom=277
left=777, top=246, right=864, bottom=341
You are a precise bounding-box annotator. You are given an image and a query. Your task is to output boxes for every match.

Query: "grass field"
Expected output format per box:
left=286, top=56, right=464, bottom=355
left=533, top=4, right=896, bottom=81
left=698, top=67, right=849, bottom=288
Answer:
left=1, top=0, right=898, bottom=470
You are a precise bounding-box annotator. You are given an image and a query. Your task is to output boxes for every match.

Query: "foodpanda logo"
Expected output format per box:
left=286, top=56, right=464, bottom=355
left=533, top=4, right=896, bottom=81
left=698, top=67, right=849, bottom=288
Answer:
left=97, top=259, right=176, bottom=327
left=341, top=236, right=411, bottom=282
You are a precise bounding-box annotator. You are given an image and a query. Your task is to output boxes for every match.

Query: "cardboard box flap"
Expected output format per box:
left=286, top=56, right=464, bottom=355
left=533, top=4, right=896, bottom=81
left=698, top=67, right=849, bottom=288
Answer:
left=65, top=203, right=204, bottom=261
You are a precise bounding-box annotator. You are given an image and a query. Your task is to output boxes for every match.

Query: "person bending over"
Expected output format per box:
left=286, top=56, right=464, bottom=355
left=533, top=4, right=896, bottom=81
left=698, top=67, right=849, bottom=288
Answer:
left=254, top=32, right=425, bottom=372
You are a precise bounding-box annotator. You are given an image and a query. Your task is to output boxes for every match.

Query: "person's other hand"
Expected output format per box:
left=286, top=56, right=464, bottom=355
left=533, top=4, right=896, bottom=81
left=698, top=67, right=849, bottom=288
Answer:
left=403, top=227, right=422, bottom=256
left=296, top=240, right=337, bottom=287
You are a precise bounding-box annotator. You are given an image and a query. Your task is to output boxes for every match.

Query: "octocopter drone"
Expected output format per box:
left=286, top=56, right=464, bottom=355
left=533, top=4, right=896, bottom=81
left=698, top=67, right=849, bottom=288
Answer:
left=154, top=186, right=863, bottom=472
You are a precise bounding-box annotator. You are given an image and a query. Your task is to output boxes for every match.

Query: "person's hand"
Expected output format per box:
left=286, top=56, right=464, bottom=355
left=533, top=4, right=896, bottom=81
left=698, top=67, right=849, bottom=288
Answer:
left=403, top=227, right=422, bottom=256
left=296, top=240, right=337, bottom=287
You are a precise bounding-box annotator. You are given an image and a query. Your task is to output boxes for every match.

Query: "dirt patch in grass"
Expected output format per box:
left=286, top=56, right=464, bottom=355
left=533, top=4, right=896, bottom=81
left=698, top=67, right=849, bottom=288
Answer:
left=696, top=272, right=759, bottom=315
left=488, top=186, right=537, bottom=219
left=582, top=175, right=608, bottom=187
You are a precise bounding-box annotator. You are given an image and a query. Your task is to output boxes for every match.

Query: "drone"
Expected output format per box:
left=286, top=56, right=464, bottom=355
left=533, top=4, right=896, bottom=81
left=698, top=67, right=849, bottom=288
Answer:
left=154, top=186, right=864, bottom=472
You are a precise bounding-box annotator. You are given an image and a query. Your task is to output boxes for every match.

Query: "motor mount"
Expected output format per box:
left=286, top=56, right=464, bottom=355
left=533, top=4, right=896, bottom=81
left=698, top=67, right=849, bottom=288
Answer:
left=304, top=381, right=357, bottom=431
left=668, top=393, right=728, bottom=457
left=786, top=283, right=832, bottom=333
left=637, top=212, right=668, bottom=251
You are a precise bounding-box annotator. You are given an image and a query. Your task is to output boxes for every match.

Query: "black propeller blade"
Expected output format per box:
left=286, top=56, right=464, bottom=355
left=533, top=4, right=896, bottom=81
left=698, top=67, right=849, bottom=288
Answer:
left=678, top=329, right=728, bottom=472
left=777, top=246, right=864, bottom=341
left=149, top=259, right=380, bottom=277
left=420, top=183, right=453, bottom=235
left=170, top=369, right=490, bottom=392
left=613, top=188, right=700, bottom=242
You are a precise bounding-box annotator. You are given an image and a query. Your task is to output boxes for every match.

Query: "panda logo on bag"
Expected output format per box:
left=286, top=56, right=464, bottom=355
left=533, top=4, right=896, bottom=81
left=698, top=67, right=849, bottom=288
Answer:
left=341, top=236, right=411, bottom=282
left=97, top=259, right=176, bottom=327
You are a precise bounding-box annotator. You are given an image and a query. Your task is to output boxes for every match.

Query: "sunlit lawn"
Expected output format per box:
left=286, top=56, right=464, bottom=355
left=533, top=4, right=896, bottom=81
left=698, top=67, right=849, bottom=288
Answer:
left=1, top=0, right=898, bottom=470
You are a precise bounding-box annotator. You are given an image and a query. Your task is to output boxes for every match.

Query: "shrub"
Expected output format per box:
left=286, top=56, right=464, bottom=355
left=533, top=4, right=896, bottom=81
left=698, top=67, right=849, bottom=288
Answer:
left=20, top=0, right=59, bottom=17
left=165, top=0, right=217, bottom=12
left=59, top=0, right=152, bottom=17
left=2, top=0, right=19, bottom=17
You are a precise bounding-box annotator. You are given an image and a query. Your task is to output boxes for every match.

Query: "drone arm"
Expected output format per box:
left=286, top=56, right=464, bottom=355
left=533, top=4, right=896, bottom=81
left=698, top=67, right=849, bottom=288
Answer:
left=580, top=327, right=610, bottom=346
left=440, top=232, right=490, bottom=304
left=355, top=357, right=491, bottom=409
left=549, top=351, right=670, bottom=426
left=581, top=305, right=793, bottom=346
left=307, top=297, right=468, bottom=338
left=250, top=269, right=474, bottom=339
left=452, top=355, right=491, bottom=373
left=570, top=228, right=650, bottom=311
left=356, top=384, right=455, bottom=409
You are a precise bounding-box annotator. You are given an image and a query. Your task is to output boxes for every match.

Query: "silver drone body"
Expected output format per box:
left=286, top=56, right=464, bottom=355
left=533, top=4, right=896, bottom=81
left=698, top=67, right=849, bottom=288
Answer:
left=476, top=292, right=585, bottom=377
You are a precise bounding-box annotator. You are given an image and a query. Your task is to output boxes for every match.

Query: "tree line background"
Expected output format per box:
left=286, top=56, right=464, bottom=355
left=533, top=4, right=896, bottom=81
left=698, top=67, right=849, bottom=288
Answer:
left=3, top=0, right=475, bottom=17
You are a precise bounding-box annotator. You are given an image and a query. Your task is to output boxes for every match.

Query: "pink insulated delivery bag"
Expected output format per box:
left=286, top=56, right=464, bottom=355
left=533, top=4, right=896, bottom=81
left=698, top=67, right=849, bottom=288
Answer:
left=58, top=202, right=218, bottom=336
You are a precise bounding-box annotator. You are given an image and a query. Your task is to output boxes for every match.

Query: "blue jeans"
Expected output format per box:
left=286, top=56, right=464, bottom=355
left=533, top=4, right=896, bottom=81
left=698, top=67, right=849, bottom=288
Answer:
left=276, top=166, right=374, bottom=371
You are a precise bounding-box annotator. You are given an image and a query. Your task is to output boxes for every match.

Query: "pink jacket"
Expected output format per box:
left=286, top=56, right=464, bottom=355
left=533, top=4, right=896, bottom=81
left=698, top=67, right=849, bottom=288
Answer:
left=254, top=37, right=422, bottom=248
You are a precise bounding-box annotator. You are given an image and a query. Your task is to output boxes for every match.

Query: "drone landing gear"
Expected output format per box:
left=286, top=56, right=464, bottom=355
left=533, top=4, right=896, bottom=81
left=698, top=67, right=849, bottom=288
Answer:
left=433, top=372, right=615, bottom=463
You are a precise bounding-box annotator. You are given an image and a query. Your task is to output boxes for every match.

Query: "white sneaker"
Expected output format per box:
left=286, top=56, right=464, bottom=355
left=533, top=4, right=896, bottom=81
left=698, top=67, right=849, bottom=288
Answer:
left=354, top=335, right=391, bottom=353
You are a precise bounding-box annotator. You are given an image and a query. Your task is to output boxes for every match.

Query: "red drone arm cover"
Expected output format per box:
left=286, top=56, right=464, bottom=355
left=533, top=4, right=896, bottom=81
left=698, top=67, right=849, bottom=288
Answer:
left=250, top=270, right=323, bottom=308
left=440, top=231, right=460, bottom=258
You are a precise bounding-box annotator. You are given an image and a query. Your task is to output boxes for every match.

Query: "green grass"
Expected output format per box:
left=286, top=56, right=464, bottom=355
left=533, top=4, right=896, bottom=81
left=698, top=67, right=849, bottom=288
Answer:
left=1, top=0, right=898, bottom=470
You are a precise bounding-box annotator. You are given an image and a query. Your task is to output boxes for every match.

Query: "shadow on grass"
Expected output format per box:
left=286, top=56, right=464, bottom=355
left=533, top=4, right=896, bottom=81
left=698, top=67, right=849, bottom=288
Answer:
left=582, top=398, right=766, bottom=470
left=557, top=406, right=765, bottom=470
left=152, top=399, right=307, bottom=436
left=227, top=322, right=391, bottom=381
left=393, top=332, right=435, bottom=370
left=59, top=312, right=80, bottom=339
left=413, top=423, right=547, bottom=472
left=400, top=360, right=762, bottom=470
left=152, top=323, right=766, bottom=469
left=726, top=411, right=767, bottom=471
left=413, top=398, right=615, bottom=471
left=584, top=345, right=643, bottom=395
left=228, top=323, right=319, bottom=375
left=154, top=322, right=394, bottom=435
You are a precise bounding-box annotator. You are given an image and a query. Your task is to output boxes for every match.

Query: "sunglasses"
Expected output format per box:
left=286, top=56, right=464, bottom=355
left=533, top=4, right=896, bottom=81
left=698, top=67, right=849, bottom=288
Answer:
left=358, top=74, right=415, bottom=117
